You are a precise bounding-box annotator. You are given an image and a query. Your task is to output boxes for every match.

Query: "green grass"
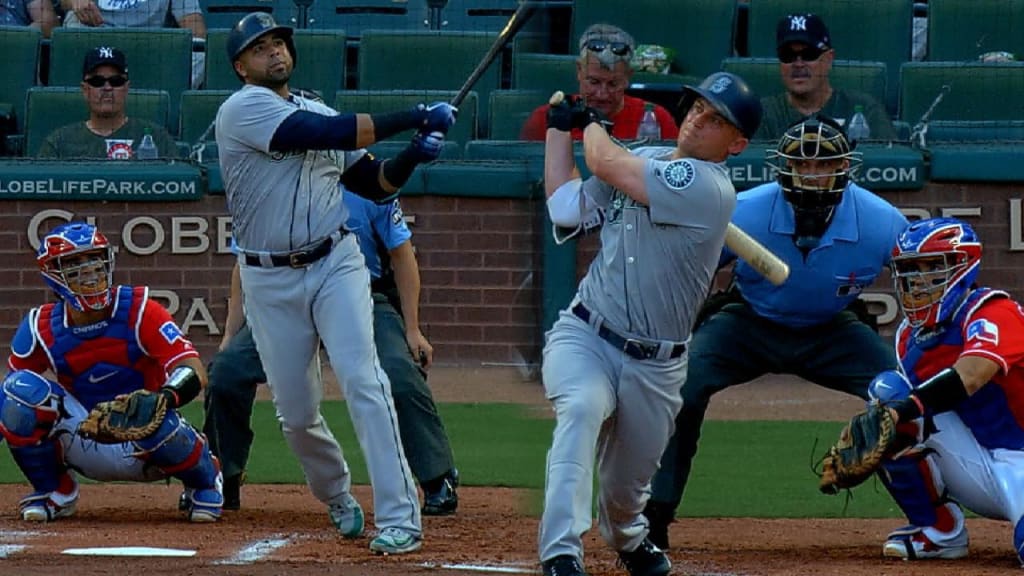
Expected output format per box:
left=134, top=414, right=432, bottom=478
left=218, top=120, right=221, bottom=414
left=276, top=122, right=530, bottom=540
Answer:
left=0, top=402, right=904, bottom=519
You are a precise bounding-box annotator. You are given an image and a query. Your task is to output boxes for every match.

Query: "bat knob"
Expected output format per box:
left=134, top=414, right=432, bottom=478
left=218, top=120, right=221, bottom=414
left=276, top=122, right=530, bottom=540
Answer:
left=549, top=90, right=565, bottom=106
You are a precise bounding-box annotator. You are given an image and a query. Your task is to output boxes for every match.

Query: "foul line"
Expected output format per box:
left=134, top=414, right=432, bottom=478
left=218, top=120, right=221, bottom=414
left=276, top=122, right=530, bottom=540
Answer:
left=417, top=562, right=539, bottom=574
left=215, top=534, right=295, bottom=565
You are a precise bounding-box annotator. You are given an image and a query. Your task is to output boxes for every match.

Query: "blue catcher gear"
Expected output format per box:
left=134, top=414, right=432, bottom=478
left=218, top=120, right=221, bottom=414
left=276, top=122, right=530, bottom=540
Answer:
left=868, top=370, right=914, bottom=404
left=36, top=222, right=115, bottom=312
left=891, top=218, right=982, bottom=329
left=133, top=410, right=223, bottom=522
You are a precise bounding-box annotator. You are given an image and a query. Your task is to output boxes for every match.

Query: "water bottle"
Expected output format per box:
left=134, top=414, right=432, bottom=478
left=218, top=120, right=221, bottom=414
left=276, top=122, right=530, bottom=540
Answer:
left=636, top=103, right=661, bottom=140
left=137, top=127, right=159, bottom=160
left=847, top=105, right=870, bottom=145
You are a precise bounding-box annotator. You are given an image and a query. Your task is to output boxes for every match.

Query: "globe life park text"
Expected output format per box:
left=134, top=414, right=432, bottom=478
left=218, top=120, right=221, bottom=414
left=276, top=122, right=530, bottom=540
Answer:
left=26, top=199, right=1024, bottom=337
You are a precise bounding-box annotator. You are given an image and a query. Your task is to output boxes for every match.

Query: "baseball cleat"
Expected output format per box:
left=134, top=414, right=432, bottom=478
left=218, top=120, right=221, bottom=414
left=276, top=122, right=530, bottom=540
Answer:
left=20, top=496, right=78, bottom=522
left=883, top=526, right=968, bottom=560
left=617, top=538, right=671, bottom=576
left=541, top=555, right=588, bottom=576
left=422, top=469, right=459, bottom=516
left=369, top=527, right=422, bottom=555
left=328, top=492, right=365, bottom=538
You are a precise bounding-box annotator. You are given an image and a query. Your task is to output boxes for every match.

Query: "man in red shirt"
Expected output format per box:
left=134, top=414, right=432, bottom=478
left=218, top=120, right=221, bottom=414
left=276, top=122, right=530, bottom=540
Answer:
left=520, top=23, right=678, bottom=142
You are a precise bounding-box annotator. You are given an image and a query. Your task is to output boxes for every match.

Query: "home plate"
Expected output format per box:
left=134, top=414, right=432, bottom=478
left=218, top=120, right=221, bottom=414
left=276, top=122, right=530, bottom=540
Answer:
left=62, top=547, right=197, bottom=557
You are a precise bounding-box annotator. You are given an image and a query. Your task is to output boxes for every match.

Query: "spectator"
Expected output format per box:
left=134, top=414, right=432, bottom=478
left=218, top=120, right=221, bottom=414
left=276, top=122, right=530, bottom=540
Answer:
left=520, top=23, right=678, bottom=141
left=37, top=46, right=178, bottom=160
left=1, top=0, right=57, bottom=37
left=60, top=0, right=207, bottom=88
left=754, top=13, right=896, bottom=141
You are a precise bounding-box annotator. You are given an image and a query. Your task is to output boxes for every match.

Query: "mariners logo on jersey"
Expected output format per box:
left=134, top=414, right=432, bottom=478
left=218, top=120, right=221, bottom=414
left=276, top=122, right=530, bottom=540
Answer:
left=159, top=321, right=184, bottom=344
left=659, top=160, right=696, bottom=190
left=391, top=202, right=405, bottom=226
left=966, top=318, right=999, bottom=346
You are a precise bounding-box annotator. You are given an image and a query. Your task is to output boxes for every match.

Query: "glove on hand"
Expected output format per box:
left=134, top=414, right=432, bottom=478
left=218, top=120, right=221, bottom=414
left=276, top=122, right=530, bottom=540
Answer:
left=572, top=105, right=613, bottom=133
left=409, top=130, right=446, bottom=162
left=414, top=102, right=458, bottom=134
left=819, top=403, right=898, bottom=494
left=546, top=94, right=579, bottom=132
left=79, top=389, right=169, bottom=443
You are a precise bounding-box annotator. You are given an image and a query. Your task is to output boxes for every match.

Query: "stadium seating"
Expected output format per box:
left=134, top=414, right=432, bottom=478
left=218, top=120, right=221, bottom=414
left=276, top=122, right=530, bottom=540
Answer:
left=511, top=52, right=575, bottom=95
left=179, top=90, right=234, bottom=145
left=333, top=89, right=478, bottom=145
left=205, top=28, right=346, bottom=99
left=0, top=26, right=41, bottom=137
left=745, top=0, right=914, bottom=115
left=899, top=62, right=1024, bottom=123
left=721, top=57, right=888, bottom=112
left=488, top=89, right=544, bottom=140
left=357, top=30, right=498, bottom=135
left=927, top=0, right=1024, bottom=62
left=24, top=87, right=170, bottom=157
left=297, top=0, right=429, bottom=35
left=570, top=0, right=737, bottom=79
left=199, top=0, right=273, bottom=29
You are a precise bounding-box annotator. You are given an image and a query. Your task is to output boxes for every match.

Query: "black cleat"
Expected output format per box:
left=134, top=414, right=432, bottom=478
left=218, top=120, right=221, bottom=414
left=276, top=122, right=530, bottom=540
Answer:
left=222, top=473, right=243, bottom=511
left=422, top=469, right=459, bottom=516
left=541, top=555, right=587, bottom=576
left=617, top=538, right=671, bottom=576
left=642, top=501, right=675, bottom=550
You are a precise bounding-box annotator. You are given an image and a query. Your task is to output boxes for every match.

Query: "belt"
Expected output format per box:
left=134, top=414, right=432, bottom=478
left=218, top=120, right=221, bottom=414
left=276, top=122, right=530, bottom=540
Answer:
left=241, top=229, right=347, bottom=269
left=571, top=302, right=686, bottom=361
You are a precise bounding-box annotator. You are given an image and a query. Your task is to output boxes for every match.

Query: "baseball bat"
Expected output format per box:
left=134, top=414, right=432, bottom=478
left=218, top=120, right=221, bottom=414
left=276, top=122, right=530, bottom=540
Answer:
left=547, top=91, right=791, bottom=286
left=450, top=1, right=538, bottom=108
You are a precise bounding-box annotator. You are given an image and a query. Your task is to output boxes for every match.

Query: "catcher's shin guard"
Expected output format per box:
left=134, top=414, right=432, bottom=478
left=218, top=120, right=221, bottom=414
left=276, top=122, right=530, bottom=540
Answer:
left=0, top=370, right=65, bottom=447
left=134, top=411, right=223, bottom=521
left=879, top=451, right=961, bottom=533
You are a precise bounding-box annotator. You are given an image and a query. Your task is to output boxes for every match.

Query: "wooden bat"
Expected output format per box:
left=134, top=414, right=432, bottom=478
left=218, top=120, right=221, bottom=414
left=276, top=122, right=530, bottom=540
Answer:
left=450, top=1, right=538, bottom=108
left=548, top=91, right=791, bottom=286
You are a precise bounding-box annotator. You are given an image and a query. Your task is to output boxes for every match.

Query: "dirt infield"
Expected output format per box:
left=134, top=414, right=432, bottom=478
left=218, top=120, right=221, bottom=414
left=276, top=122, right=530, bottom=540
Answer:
left=0, top=369, right=1019, bottom=575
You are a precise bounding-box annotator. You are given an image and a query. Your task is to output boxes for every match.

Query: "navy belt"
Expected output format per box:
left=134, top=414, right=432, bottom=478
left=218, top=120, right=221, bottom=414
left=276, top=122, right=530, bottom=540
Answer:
left=571, top=302, right=686, bottom=361
left=242, top=229, right=347, bottom=269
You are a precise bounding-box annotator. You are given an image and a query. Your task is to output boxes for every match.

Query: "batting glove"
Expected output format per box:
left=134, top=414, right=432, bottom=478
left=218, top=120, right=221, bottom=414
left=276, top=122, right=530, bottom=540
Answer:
left=414, top=102, right=458, bottom=134
left=545, top=95, right=580, bottom=132
left=571, top=104, right=612, bottom=133
left=410, top=130, right=446, bottom=162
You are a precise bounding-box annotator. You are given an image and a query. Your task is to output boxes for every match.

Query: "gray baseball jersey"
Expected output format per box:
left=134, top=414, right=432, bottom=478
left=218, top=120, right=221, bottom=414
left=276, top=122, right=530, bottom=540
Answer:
left=63, top=0, right=201, bottom=27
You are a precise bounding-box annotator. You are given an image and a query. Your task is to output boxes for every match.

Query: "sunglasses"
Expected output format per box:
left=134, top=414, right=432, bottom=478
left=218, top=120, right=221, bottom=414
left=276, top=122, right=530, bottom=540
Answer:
left=777, top=46, right=827, bottom=64
left=584, top=39, right=632, bottom=56
left=85, top=74, right=128, bottom=88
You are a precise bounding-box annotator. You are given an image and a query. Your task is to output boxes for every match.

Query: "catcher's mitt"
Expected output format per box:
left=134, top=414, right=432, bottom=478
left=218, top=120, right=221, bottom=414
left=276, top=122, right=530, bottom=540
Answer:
left=79, top=389, right=168, bottom=443
left=819, top=403, right=898, bottom=495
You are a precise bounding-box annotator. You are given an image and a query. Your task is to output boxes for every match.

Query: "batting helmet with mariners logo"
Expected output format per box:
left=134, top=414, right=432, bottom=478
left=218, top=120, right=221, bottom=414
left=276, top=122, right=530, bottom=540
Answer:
left=227, top=12, right=296, bottom=67
left=678, top=72, right=762, bottom=138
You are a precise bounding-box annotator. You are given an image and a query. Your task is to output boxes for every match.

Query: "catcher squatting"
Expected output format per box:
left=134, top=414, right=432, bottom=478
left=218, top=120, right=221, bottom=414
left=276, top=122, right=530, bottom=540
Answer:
left=0, top=222, right=222, bottom=523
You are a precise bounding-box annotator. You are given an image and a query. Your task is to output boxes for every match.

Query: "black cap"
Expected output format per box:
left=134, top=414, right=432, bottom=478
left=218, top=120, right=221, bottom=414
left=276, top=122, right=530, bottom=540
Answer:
left=82, top=46, right=128, bottom=77
left=776, top=13, right=831, bottom=50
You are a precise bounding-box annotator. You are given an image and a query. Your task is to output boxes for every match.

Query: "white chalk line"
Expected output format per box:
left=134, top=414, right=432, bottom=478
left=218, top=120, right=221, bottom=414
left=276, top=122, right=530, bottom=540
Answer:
left=416, top=561, right=539, bottom=574
left=214, top=534, right=296, bottom=565
left=0, top=545, right=27, bottom=558
left=0, top=529, right=45, bottom=558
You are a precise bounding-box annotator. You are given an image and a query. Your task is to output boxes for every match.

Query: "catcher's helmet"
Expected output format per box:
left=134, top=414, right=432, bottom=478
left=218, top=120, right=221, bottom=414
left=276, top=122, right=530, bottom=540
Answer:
left=37, top=221, right=115, bottom=312
left=226, top=12, right=295, bottom=66
left=678, top=72, right=762, bottom=138
left=768, top=115, right=860, bottom=215
left=891, top=217, right=982, bottom=329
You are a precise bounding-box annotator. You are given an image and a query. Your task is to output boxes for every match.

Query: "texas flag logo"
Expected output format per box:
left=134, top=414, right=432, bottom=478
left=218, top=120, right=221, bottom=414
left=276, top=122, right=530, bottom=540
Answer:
left=159, top=321, right=184, bottom=344
left=966, top=318, right=999, bottom=346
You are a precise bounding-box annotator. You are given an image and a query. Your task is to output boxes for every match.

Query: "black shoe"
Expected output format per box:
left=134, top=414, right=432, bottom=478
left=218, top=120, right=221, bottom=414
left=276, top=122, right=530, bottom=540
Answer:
left=541, top=555, right=587, bottom=576
left=642, top=501, right=675, bottom=550
left=223, top=473, right=242, bottom=511
left=617, top=538, right=671, bottom=576
left=422, top=469, right=458, bottom=516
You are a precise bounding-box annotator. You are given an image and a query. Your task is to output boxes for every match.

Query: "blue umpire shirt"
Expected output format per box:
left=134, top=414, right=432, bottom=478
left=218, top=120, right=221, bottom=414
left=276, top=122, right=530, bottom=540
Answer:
left=343, top=193, right=412, bottom=280
left=724, top=181, right=908, bottom=329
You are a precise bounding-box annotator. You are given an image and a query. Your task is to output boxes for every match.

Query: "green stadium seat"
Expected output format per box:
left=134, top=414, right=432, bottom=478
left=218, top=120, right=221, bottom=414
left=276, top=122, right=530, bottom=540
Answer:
left=179, top=89, right=234, bottom=146
left=0, top=26, right=41, bottom=136
left=333, top=89, right=478, bottom=145
left=746, top=0, right=913, bottom=116
left=438, top=0, right=550, bottom=51
left=295, top=0, right=428, bottom=35
left=570, top=0, right=736, bottom=78
left=356, top=30, right=498, bottom=135
left=488, top=90, right=544, bottom=140
left=899, top=62, right=1024, bottom=123
left=205, top=28, right=347, bottom=100
left=365, top=139, right=462, bottom=160
left=199, top=0, right=273, bottom=29
left=721, top=57, right=888, bottom=112
left=24, top=87, right=170, bottom=157
left=927, top=0, right=1024, bottom=62
left=48, top=28, right=192, bottom=129
left=924, top=120, right=1024, bottom=142
left=512, top=52, right=575, bottom=95
left=929, top=144, right=1024, bottom=182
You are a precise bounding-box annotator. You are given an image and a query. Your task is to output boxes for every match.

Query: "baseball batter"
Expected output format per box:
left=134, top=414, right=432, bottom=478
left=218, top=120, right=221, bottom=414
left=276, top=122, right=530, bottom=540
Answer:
left=538, top=72, right=762, bottom=576
left=214, top=12, right=455, bottom=554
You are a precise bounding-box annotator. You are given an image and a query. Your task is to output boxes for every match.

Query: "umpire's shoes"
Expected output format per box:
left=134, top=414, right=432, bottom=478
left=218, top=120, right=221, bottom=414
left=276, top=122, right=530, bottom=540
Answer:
left=422, top=468, right=459, bottom=516
left=617, top=538, right=671, bottom=576
left=541, top=555, right=588, bottom=576
left=642, top=500, right=675, bottom=550
left=222, top=473, right=243, bottom=511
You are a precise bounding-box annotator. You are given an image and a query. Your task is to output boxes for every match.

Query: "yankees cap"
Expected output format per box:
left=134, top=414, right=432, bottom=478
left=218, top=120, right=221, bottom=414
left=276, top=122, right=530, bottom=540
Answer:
left=83, top=46, right=128, bottom=77
left=776, top=13, right=831, bottom=50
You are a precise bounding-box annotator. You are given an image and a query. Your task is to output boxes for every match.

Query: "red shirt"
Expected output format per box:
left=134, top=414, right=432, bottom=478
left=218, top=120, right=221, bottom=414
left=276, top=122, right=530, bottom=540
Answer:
left=520, top=94, right=679, bottom=141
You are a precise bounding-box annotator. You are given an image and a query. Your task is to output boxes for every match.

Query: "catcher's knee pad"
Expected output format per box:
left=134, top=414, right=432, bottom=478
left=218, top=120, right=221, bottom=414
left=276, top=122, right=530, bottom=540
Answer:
left=0, top=370, right=65, bottom=447
left=134, top=411, right=221, bottom=492
left=868, top=370, right=913, bottom=404
left=880, top=451, right=959, bottom=531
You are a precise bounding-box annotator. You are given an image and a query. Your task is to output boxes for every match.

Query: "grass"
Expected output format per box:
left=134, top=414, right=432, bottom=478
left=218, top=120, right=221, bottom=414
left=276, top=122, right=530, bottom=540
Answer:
left=0, top=401, right=904, bottom=519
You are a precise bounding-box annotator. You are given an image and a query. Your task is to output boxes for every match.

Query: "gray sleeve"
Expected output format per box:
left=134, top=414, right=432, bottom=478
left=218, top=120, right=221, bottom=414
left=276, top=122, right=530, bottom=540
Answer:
left=217, top=88, right=297, bottom=154
left=646, top=158, right=731, bottom=227
left=580, top=175, right=614, bottom=208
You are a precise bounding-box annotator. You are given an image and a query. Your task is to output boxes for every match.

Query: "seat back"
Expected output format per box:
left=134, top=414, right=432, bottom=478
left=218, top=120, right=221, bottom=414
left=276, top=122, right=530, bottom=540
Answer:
left=198, top=0, right=274, bottom=29
left=899, top=62, right=1024, bottom=123
left=488, top=89, right=544, bottom=140
left=512, top=52, right=576, bottom=95
left=295, top=0, right=428, bottom=35
left=0, top=26, right=42, bottom=134
left=927, top=0, right=1024, bottom=61
left=25, top=87, right=169, bottom=157
left=333, top=89, right=478, bottom=145
left=179, top=89, right=234, bottom=145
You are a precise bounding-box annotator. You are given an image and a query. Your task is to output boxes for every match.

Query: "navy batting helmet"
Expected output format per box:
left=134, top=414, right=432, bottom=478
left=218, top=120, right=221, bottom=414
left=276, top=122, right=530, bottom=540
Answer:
left=678, top=72, right=762, bottom=138
left=226, top=12, right=295, bottom=66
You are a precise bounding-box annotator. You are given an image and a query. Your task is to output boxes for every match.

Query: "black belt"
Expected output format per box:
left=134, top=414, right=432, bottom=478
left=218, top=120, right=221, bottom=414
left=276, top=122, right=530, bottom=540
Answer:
left=242, top=230, right=347, bottom=268
left=571, top=302, right=686, bottom=361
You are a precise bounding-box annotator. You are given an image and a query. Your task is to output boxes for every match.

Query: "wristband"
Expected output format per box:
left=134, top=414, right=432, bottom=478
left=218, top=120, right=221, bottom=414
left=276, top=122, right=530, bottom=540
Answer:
left=160, top=365, right=202, bottom=409
left=892, top=367, right=968, bottom=421
left=371, top=110, right=420, bottom=142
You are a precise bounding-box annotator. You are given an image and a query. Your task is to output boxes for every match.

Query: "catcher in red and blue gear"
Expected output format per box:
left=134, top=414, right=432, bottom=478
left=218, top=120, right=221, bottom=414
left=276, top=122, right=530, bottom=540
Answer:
left=0, top=221, right=222, bottom=523
left=859, top=218, right=1024, bottom=563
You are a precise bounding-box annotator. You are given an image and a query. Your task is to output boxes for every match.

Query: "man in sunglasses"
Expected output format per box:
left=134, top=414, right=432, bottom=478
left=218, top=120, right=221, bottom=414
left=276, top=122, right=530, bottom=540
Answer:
left=37, top=46, right=178, bottom=160
left=754, top=13, right=896, bottom=141
left=520, top=23, right=678, bottom=142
